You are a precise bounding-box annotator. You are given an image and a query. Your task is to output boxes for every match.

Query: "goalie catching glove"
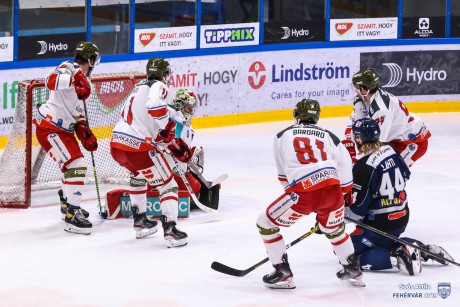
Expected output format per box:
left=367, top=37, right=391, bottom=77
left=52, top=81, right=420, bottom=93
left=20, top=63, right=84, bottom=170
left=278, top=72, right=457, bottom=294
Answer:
left=73, top=70, right=92, bottom=100
left=168, top=138, right=192, bottom=163
left=75, top=120, right=98, bottom=152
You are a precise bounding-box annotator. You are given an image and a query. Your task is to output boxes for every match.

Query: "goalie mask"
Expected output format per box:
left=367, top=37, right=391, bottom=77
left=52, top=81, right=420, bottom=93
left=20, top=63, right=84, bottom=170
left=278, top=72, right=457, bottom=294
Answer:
left=74, top=41, right=100, bottom=75
left=293, top=99, right=320, bottom=124
left=352, top=118, right=380, bottom=144
left=146, top=58, right=171, bottom=82
left=173, top=88, right=198, bottom=122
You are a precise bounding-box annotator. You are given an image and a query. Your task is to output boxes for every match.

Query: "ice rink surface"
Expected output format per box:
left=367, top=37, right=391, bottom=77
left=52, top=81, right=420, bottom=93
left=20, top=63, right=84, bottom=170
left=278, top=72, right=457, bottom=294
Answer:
left=1, top=113, right=459, bottom=307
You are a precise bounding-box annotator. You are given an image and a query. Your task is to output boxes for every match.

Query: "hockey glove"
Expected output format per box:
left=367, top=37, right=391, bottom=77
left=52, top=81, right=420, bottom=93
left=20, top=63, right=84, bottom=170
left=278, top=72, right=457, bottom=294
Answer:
left=341, top=139, right=357, bottom=164
left=73, top=70, right=91, bottom=100
left=168, top=138, right=192, bottom=163
left=75, top=121, right=98, bottom=152
left=156, top=119, right=176, bottom=144
left=343, top=190, right=353, bottom=207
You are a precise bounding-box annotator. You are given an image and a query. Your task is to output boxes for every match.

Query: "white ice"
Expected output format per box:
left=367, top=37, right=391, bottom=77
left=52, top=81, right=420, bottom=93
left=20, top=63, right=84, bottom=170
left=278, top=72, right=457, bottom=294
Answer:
left=1, top=113, right=459, bottom=307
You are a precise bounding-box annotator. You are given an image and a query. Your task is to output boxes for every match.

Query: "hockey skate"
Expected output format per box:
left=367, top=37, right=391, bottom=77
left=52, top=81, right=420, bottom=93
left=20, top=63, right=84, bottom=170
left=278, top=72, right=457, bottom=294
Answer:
left=58, top=189, right=88, bottom=220
left=420, top=244, right=454, bottom=265
left=132, top=206, right=158, bottom=239
left=159, top=215, right=187, bottom=248
left=394, top=243, right=422, bottom=275
left=337, top=254, right=365, bottom=287
left=64, top=206, right=92, bottom=235
left=263, top=254, right=296, bottom=289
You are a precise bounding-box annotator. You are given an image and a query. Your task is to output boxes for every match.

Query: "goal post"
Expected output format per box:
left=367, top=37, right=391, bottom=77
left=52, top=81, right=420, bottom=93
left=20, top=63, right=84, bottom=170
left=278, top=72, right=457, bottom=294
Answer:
left=0, top=73, right=146, bottom=208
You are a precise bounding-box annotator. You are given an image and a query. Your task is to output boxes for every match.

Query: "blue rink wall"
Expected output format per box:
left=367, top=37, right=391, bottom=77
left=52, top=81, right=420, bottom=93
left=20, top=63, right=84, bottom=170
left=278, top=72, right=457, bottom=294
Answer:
left=1, top=41, right=460, bottom=147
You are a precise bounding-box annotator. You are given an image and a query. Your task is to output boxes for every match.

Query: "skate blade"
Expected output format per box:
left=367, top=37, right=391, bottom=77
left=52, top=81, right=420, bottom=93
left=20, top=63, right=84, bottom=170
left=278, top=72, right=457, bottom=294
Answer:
left=64, top=224, right=91, bottom=235
left=264, top=279, right=296, bottom=290
left=349, top=274, right=366, bottom=287
left=165, top=238, right=187, bottom=248
left=349, top=278, right=366, bottom=287
left=135, top=226, right=158, bottom=239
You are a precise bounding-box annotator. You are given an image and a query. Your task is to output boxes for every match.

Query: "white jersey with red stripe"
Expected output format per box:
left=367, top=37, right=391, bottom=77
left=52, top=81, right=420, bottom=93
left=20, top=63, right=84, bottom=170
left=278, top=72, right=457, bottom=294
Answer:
left=274, top=123, right=353, bottom=193
left=36, top=61, right=86, bottom=132
left=346, top=89, right=430, bottom=144
left=111, top=79, right=170, bottom=152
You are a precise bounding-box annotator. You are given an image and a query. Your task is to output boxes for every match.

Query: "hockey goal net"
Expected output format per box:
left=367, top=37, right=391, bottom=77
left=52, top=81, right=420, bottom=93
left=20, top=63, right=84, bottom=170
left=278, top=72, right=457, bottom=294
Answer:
left=0, top=73, right=146, bottom=208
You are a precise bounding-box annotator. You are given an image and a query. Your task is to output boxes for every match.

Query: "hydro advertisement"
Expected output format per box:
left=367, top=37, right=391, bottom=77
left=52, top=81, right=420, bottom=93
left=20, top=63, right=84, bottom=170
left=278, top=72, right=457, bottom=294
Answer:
left=360, top=50, right=460, bottom=96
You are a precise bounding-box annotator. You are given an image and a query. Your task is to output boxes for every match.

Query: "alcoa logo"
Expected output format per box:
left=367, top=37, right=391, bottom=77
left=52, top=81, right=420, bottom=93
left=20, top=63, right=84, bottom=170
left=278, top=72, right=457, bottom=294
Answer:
left=248, top=61, right=266, bottom=89
left=382, top=62, right=447, bottom=87
left=37, top=41, right=68, bottom=55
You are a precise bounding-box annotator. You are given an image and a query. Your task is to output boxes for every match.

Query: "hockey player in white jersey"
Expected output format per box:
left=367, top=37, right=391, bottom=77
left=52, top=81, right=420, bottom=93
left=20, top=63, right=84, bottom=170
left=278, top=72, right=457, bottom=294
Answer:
left=33, top=41, right=100, bottom=235
left=110, top=58, right=191, bottom=247
left=256, top=99, right=364, bottom=289
left=342, top=68, right=431, bottom=167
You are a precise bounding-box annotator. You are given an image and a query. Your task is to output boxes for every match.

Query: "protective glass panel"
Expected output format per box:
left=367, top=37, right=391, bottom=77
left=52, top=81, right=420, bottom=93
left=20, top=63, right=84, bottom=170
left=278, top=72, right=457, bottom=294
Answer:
left=331, top=0, right=397, bottom=18
left=0, top=0, right=13, bottom=37
left=92, top=1, right=130, bottom=54
left=17, top=0, right=86, bottom=60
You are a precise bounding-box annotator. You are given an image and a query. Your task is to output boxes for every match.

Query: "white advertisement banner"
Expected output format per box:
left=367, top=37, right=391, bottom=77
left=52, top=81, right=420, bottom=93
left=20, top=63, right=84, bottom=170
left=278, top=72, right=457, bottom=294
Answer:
left=330, top=18, right=398, bottom=41
left=0, top=37, right=14, bottom=62
left=200, top=22, right=259, bottom=48
left=134, top=26, right=197, bottom=52
left=1, top=44, right=459, bottom=139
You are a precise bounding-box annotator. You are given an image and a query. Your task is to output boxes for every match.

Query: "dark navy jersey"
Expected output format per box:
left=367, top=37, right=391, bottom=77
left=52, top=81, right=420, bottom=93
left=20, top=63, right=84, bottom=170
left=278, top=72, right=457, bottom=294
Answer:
left=347, top=145, right=411, bottom=231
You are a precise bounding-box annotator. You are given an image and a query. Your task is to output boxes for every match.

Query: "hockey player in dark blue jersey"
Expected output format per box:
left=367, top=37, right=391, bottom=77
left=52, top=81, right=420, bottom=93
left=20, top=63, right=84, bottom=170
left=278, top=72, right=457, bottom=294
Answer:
left=346, top=118, right=454, bottom=275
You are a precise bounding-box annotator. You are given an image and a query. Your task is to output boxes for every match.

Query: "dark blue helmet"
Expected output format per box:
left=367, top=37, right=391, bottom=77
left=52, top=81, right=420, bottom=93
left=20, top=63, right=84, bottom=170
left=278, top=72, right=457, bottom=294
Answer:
left=352, top=118, right=380, bottom=144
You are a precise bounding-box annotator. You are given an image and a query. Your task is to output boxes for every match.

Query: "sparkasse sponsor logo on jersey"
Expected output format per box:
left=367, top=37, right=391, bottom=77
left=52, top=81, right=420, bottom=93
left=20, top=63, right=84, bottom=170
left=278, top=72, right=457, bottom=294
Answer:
left=139, top=33, right=156, bottom=46
left=248, top=61, right=266, bottom=89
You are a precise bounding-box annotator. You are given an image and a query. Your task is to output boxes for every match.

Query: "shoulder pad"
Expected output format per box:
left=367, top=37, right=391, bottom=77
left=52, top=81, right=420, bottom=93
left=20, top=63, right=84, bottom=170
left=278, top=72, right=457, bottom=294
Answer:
left=276, top=125, right=295, bottom=139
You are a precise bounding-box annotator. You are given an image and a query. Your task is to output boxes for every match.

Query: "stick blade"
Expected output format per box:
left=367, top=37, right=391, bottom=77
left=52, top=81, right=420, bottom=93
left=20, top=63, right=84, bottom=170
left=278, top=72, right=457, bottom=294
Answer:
left=211, top=261, right=247, bottom=277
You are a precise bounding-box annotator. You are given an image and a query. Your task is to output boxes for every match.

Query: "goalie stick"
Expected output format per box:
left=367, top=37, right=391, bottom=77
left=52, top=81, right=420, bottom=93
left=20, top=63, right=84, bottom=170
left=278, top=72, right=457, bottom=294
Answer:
left=345, top=217, right=460, bottom=267
left=82, top=100, right=108, bottom=219
left=170, top=156, right=220, bottom=215
left=211, top=226, right=319, bottom=277
left=188, top=162, right=228, bottom=189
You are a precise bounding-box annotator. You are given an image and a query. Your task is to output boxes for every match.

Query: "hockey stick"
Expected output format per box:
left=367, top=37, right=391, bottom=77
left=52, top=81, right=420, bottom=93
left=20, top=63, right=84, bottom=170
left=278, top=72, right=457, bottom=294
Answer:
left=211, top=225, right=319, bottom=277
left=170, top=155, right=220, bottom=215
left=82, top=99, right=107, bottom=219
left=345, top=217, right=460, bottom=267
left=188, top=162, right=228, bottom=189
